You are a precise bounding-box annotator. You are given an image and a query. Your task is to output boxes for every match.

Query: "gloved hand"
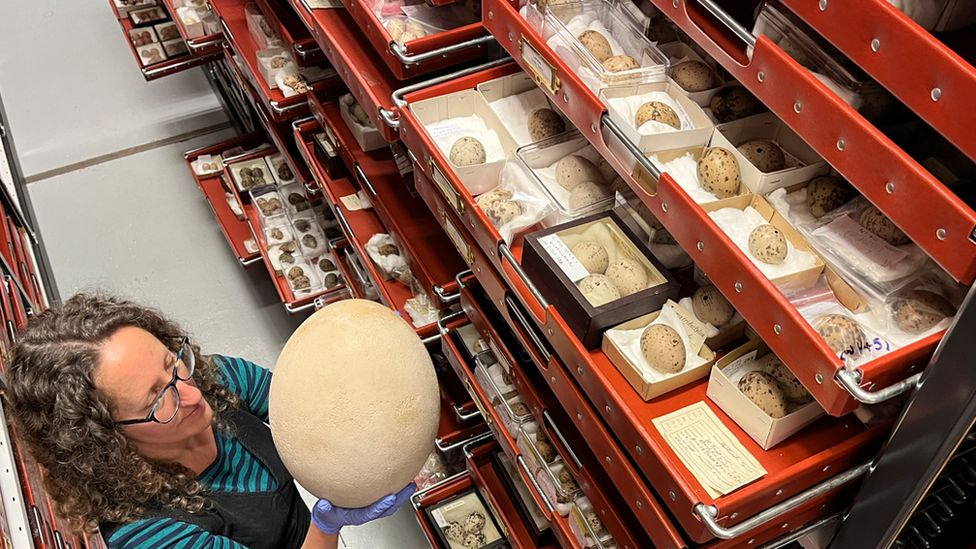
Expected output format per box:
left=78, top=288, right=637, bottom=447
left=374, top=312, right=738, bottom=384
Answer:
left=311, top=483, right=416, bottom=535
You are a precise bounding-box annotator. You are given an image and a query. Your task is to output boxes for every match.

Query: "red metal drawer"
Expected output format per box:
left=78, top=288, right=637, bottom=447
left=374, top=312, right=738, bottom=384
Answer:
left=253, top=0, right=325, bottom=67
left=160, top=0, right=224, bottom=57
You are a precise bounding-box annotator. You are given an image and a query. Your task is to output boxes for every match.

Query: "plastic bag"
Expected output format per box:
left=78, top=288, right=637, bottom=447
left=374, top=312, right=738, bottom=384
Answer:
left=475, top=162, right=554, bottom=244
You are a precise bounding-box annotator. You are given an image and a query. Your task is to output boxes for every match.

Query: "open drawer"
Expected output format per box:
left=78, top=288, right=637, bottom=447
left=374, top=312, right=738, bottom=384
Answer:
left=338, top=0, right=495, bottom=80
left=253, top=0, right=325, bottom=67
left=160, top=0, right=224, bottom=57
left=431, top=317, right=491, bottom=453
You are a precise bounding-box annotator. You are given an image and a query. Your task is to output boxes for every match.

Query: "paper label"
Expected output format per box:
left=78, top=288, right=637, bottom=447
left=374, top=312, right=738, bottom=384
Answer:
left=812, top=215, right=909, bottom=268
left=719, top=350, right=759, bottom=383
left=305, top=0, right=343, bottom=10
left=339, top=194, right=364, bottom=211
left=538, top=234, right=590, bottom=283
left=430, top=507, right=450, bottom=529
left=520, top=39, right=558, bottom=93
left=427, top=121, right=467, bottom=141
left=665, top=300, right=707, bottom=355
left=652, top=401, right=767, bottom=499
left=314, top=132, right=336, bottom=157
left=441, top=212, right=473, bottom=266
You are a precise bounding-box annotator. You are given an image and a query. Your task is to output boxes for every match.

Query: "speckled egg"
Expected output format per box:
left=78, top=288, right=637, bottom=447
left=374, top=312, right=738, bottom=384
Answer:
left=349, top=101, right=373, bottom=127
left=578, top=274, right=621, bottom=306
left=569, top=181, right=611, bottom=209
left=635, top=101, right=680, bottom=130
left=586, top=512, right=606, bottom=536
left=738, top=140, right=786, bottom=172
left=606, top=257, right=649, bottom=296
left=858, top=204, right=910, bottom=246
left=476, top=187, right=514, bottom=210
left=555, top=155, right=604, bottom=190
left=578, top=30, right=612, bottom=62
left=528, top=108, right=566, bottom=142
left=692, top=284, right=734, bottom=327
left=484, top=200, right=522, bottom=226
left=449, top=137, right=486, bottom=167
left=697, top=148, right=740, bottom=198
left=814, top=314, right=867, bottom=358
left=397, top=29, right=426, bottom=44
left=462, top=533, right=486, bottom=548
left=445, top=521, right=465, bottom=542
left=672, top=60, right=715, bottom=92
left=709, top=86, right=763, bottom=123
left=891, top=289, right=955, bottom=333
left=640, top=324, right=686, bottom=374
left=463, top=511, right=486, bottom=534
left=385, top=19, right=406, bottom=41
left=738, top=371, right=789, bottom=418
left=806, top=175, right=855, bottom=218
left=760, top=358, right=812, bottom=404
left=748, top=224, right=788, bottom=265
left=571, top=240, right=609, bottom=274
left=535, top=436, right=558, bottom=463
left=602, top=55, right=639, bottom=72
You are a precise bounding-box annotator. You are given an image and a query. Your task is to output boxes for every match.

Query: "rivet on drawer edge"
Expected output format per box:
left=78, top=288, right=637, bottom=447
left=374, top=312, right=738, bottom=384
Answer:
left=837, top=138, right=846, bottom=151
left=487, top=10, right=493, bottom=18
left=636, top=500, right=642, bottom=509
left=635, top=445, right=642, bottom=455
left=793, top=101, right=802, bottom=113
left=781, top=523, right=789, bottom=529
left=730, top=512, right=738, bottom=519
left=774, top=324, right=782, bottom=334
left=775, top=489, right=783, bottom=496
left=550, top=376, right=556, bottom=384
left=937, top=228, right=947, bottom=240
left=590, top=124, right=597, bottom=134
left=577, top=412, right=583, bottom=421
left=577, top=366, right=583, bottom=375
left=605, top=405, right=612, bottom=414
left=672, top=0, right=678, bottom=7
left=816, top=373, right=824, bottom=384
left=757, top=71, right=765, bottom=82
left=661, top=202, right=669, bottom=213
left=871, top=38, right=880, bottom=52
left=818, top=0, right=827, bottom=10
left=931, top=87, right=942, bottom=101
left=886, top=181, right=895, bottom=194
left=696, top=241, right=704, bottom=252
left=507, top=32, right=513, bottom=42
left=547, top=328, right=553, bottom=335
left=734, top=282, right=743, bottom=292
left=605, top=456, right=612, bottom=465
left=668, top=490, right=676, bottom=501
left=823, top=465, right=831, bottom=472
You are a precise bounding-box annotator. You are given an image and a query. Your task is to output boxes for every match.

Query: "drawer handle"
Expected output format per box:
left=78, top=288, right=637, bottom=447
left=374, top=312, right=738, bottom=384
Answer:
left=503, top=294, right=551, bottom=364
left=693, top=461, right=872, bottom=540
left=543, top=410, right=581, bottom=470
left=342, top=248, right=374, bottom=293
left=498, top=244, right=549, bottom=311
left=835, top=368, right=922, bottom=405
left=284, top=300, right=318, bottom=314
left=454, top=402, right=482, bottom=422
left=461, top=431, right=497, bottom=459
left=437, top=430, right=493, bottom=455
left=378, top=57, right=513, bottom=129
left=516, top=455, right=555, bottom=515
left=389, top=34, right=496, bottom=67
left=333, top=207, right=355, bottom=243
left=239, top=255, right=262, bottom=267
left=410, top=469, right=470, bottom=509
left=353, top=163, right=378, bottom=197
left=290, top=115, right=316, bottom=131
left=693, top=0, right=758, bottom=48
left=433, top=269, right=472, bottom=303
left=601, top=113, right=662, bottom=183
left=436, top=309, right=467, bottom=336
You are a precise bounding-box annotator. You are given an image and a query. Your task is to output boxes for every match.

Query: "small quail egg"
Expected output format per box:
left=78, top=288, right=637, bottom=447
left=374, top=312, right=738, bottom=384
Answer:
left=857, top=204, right=909, bottom=246
left=577, top=274, right=621, bottom=306
left=445, top=522, right=465, bottom=543
left=475, top=187, right=514, bottom=211
left=605, top=257, right=648, bottom=296
left=602, top=55, right=639, bottom=72
left=569, top=181, right=611, bottom=209
left=672, top=60, right=716, bottom=92
left=709, top=86, right=763, bottom=123
left=738, top=371, right=789, bottom=418
left=635, top=101, right=681, bottom=130
left=463, top=511, right=486, bottom=534
left=528, top=108, right=566, bottom=142
left=760, top=358, right=812, bottom=404
left=578, top=30, right=613, bottom=62
left=891, top=289, right=955, bottom=333
left=806, top=175, right=855, bottom=218
left=748, top=224, right=788, bottom=265
left=814, top=314, right=867, bottom=358
left=555, top=154, right=605, bottom=190
left=640, top=324, right=686, bottom=374
left=462, top=533, right=486, bottom=548
left=691, top=284, right=734, bottom=327
left=484, top=200, right=522, bottom=225
left=571, top=240, right=609, bottom=274
left=696, top=148, right=740, bottom=198
left=449, top=137, right=486, bottom=167
left=738, top=139, right=786, bottom=172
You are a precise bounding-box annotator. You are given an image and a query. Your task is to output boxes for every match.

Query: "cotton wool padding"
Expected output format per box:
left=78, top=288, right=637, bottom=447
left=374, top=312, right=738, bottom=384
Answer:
left=269, top=299, right=440, bottom=508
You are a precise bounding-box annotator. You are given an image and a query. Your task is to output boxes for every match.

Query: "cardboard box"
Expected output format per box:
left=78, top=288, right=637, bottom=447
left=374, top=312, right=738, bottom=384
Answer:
left=602, top=307, right=716, bottom=401
left=339, top=96, right=387, bottom=153
left=522, top=210, right=679, bottom=349
left=601, top=80, right=715, bottom=154
left=702, top=194, right=825, bottom=291
left=710, top=112, right=828, bottom=194
left=706, top=338, right=825, bottom=449
left=410, top=89, right=519, bottom=196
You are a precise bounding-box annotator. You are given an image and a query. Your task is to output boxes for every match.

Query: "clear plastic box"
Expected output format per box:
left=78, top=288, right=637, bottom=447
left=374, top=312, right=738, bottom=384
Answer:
left=535, top=457, right=580, bottom=515
left=542, top=0, right=669, bottom=92
left=516, top=422, right=560, bottom=476
left=292, top=216, right=329, bottom=258
left=232, top=158, right=275, bottom=192
left=474, top=352, right=518, bottom=403
left=516, top=131, right=618, bottom=226
left=569, top=496, right=615, bottom=549
left=250, top=186, right=287, bottom=229
left=495, top=393, right=534, bottom=437
left=278, top=183, right=313, bottom=216
left=284, top=262, right=323, bottom=297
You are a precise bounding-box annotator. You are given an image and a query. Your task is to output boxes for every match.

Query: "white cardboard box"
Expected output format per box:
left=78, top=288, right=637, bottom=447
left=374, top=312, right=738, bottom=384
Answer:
left=339, top=96, right=386, bottom=153
left=601, top=80, right=715, bottom=154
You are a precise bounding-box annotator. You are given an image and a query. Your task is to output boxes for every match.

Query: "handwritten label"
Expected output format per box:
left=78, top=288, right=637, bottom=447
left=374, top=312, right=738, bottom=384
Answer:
left=812, top=215, right=909, bottom=268
left=538, top=234, right=590, bottom=283
left=339, top=194, right=364, bottom=211
left=427, top=120, right=467, bottom=141
left=665, top=300, right=708, bottom=355
left=652, top=402, right=767, bottom=498
left=520, top=39, right=558, bottom=93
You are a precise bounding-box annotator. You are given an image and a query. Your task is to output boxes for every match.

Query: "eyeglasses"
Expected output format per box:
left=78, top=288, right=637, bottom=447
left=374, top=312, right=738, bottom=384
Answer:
left=115, top=337, right=196, bottom=426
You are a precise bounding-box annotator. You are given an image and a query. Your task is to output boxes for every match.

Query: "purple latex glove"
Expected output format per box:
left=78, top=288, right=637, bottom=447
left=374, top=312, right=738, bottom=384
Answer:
left=311, top=483, right=416, bottom=535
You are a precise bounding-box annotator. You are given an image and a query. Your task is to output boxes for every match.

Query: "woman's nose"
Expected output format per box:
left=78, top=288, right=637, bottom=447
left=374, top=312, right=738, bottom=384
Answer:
left=175, top=379, right=203, bottom=406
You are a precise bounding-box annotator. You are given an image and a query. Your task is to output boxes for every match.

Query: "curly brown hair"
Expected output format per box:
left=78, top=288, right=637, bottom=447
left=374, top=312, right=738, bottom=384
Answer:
left=4, top=293, right=240, bottom=533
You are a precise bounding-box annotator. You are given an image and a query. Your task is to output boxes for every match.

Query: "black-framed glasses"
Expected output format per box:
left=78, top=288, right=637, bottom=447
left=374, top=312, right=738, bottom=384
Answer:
left=116, top=337, right=196, bottom=426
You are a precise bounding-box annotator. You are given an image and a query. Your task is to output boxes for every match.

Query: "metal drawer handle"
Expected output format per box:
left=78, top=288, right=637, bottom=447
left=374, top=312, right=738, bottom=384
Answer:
left=543, top=410, right=581, bottom=470
left=304, top=180, right=321, bottom=195
left=436, top=308, right=467, bottom=336
left=239, top=255, right=262, bottom=267
left=284, top=300, right=318, bottom=314
left=694, top=0, right=758, bottom=48
left=291, top=115, right=316, bottom=131
left=601, top=113, right=662, bottom=182
left=454, top=403, right=482, bottom=422
left=142, top=57, right=206, bottom=79
left=461, top=431, right=497, bottom=459
left=333, top=207, right=355, bottom=243
left=757, top=514, right=840, bottom=549
left=389, top=34, right=496, bottom=67
left=498, top=243, right=549, bottom=311
left=433, top=269, right=472, bottom=303
left=516, top=455, right=555, bottom=515
left=835, top=368, right=922, bottom=404
left=378, top=57, right=513, bottom=129
left=342, top=247, right=372, bottom=290
left=693, top=461, right=872, bottom=540
left=353, top=163, right=378, bottom=197
left=436, top=430, right=493, bottom=454
left=504, top=294, right=551, bottom=364
left=410, top=469, right=470, bottom=509
left=186, top=34, right=225, bottom=53
left=218, top=16, right=236, bottom=46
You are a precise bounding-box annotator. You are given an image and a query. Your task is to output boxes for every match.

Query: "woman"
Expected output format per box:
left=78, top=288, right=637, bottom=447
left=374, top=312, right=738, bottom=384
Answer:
left=5, top=294, right=414, bottom=548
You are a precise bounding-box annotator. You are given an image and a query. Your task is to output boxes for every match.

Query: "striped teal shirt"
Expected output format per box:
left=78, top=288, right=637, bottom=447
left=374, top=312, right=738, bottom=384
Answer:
left=107, top=355, right=277, bottom=549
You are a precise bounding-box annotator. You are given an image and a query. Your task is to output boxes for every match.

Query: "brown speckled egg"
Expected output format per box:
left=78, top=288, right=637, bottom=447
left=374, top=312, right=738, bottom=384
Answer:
left=555, top=155, right=604, bottom=190
left=858, top=204, right=910, bottom=246
left=760, top=358, right=812, bottom=404
left=806, top=175, right=855, bottom=218
left=602, top=55, right=639, bottom=72
left=738, top=139, right=786, bottom=172
left=672, top=60, right=715, bottom=92
left=709, top=86, right=763, bottom=123
left=692, top=284, right=735, bottom=327
left=606, top=257, right=649, bottom=296
left=578, top=274, right=620, bottom=306
left=569, top=181, right=611, bottom=209
left=528, top=108, right=566, bottom=142
left=891, top=289, right=955, bottom=333
left=748, top=224, right=788, bottom=265
left=697, top=148, right=740, bottom=198
left=484, top=200, right=522, bottom=225
left=738, top=371, right=789, bottom=418
left=450, top=137, right=486, bottom=167
left=640, top=324, right=686, bottom=374
left=814, top=314, right=867, bottom=358
left=571, top=240, right=609, bottom=274
left=578, top=30, right=612, bottom=62
left=635, top=101, right=680, bottom=130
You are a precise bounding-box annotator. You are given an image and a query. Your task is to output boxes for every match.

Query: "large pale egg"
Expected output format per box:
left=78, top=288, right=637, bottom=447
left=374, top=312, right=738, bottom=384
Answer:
left=269, top=299, right=440, bottom=508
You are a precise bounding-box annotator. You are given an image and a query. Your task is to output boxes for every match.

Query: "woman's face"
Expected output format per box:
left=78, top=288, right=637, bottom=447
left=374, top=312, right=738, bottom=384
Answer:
left=94, top=326, right=214, bottom=447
